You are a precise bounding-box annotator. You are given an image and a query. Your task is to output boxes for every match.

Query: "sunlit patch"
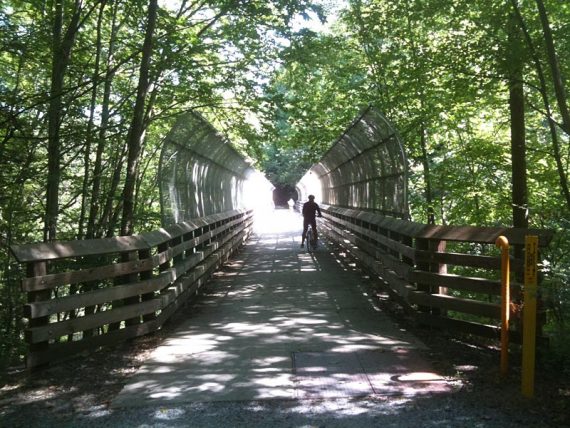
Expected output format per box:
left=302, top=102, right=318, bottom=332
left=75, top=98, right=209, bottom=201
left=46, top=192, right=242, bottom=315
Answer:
left=251, top=356, right=289, bottom=365
left=150, top=387, right=182, bottom=399
left=454, top=364, right=478, bottom=372
left=397, top=372, right=445, bottom=381
left=149, top=365, right=173, bottom=374
left=84, top=406, right=111, bottom=418
left=255, top=373, right=292, bottom=387
left=330, top=344, right=383, bottom=353
left=153, top=407, right=186, bottom=420
left=221, top=322, right=281, bottom=335
left=0, top=384, right=20, bottom=393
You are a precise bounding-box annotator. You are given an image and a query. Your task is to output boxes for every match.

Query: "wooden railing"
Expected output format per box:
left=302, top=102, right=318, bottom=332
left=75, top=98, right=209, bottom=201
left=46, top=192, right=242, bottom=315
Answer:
left=10, top=209, right=253, bottom=368
left=319, top=205, right=553, bottom=342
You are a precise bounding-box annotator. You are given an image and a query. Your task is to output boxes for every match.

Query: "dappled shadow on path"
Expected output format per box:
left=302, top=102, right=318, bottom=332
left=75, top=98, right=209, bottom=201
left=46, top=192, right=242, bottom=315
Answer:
left=111, top=208, right=453, bottom=409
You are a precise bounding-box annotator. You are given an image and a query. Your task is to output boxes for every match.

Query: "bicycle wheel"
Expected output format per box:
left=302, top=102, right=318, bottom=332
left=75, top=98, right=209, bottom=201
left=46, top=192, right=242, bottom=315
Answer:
left=306, top=225, right=314, bottom=251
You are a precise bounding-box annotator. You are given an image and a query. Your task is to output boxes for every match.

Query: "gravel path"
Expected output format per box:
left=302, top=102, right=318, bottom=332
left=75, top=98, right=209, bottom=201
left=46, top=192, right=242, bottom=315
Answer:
left=2, top=393, right=555, bottom=428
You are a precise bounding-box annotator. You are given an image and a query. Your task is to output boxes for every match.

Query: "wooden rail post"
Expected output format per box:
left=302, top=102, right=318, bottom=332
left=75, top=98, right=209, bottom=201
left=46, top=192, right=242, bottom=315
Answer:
left=432, top=239, right=447, bottom=315
left=157, top=241, right=171, bottom=297
left=415, top=238, right=432, bottom=314
left=122, top=251, right=141, bottom=327
left=522, top=235, right=539, bottom=398
left=26, top=261, right=49, bottom=368
left=415, top=239, right=444, bottom=311
left=139, top=248, right=155, bottom=322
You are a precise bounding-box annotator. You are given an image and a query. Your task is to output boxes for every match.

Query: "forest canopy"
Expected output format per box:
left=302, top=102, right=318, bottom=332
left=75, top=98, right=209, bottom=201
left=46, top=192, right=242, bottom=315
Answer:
left=1, top=0, right=569, bottom=368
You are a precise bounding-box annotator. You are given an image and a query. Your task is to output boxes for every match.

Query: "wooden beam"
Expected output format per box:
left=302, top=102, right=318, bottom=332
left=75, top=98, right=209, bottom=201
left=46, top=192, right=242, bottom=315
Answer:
left=408, top=291, right=501, bottom=319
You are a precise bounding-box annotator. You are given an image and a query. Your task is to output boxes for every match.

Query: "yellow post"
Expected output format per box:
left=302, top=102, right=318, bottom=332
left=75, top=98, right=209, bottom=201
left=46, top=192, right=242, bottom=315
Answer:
left=522, top=235, right=539, bottom=398
left=495, top=236, right=510, bottom=377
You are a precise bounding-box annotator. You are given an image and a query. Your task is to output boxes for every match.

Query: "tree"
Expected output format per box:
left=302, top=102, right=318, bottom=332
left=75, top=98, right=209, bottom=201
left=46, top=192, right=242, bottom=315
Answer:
left=120, top=0, right=158, bottom=236
left=508, top=12, right=528, bottom=230
left=536, top=0, right=570, bottom=136
left=45, top=0, right=87, bottom=241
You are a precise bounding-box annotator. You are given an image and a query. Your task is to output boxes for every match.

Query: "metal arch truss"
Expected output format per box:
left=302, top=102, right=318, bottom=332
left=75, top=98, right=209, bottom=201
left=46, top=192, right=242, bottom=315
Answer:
left=297, top=106, right=408, bottom=219
left=158, top=112, right=272, bottom=226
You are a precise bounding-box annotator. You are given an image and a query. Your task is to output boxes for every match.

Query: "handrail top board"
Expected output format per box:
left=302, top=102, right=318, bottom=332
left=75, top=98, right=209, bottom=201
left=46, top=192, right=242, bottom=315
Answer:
left=10, top=209, right=251, bottom=263
left=321, top=205, right=553, bottom=246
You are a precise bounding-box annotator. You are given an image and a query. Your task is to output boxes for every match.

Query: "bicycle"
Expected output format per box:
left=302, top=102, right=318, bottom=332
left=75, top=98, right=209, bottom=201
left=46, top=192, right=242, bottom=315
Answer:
left=305, top=223, right=317, bottom=252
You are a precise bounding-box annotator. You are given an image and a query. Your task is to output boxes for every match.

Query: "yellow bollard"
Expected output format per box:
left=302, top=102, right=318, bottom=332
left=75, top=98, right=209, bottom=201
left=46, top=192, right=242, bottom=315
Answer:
left=522, top=235, right=539, bottom=398
left=495, top=236, right=510, bottom=377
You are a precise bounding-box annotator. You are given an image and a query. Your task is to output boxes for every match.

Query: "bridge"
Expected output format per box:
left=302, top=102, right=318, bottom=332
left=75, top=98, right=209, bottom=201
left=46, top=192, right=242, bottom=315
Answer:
left=10, top=107, right=552, bottom=403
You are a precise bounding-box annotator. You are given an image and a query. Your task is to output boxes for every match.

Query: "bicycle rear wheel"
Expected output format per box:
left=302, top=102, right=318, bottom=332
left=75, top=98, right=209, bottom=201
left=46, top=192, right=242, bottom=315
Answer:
left=305, top=225, right=314, bottom=251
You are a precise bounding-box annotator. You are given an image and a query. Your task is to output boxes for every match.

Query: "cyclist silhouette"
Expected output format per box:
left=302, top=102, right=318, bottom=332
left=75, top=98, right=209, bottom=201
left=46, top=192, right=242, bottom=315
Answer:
left=300, top=195, right=322, bottom=248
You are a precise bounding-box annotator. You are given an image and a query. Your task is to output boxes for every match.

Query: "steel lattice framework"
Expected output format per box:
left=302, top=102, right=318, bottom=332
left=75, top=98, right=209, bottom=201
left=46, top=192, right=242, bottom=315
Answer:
left=158, top=112, right=272, bottom=225
left=297, top=106, right=408, bottom=219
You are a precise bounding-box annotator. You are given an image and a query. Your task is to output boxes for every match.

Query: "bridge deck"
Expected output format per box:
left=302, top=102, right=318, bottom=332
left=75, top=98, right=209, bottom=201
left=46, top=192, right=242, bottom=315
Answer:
left=112, top=209, right=451, bottom=408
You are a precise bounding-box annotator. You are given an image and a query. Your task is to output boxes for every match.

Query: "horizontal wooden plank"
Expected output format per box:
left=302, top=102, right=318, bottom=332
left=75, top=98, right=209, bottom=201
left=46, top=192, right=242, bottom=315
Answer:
left=410, top=271, right=504, bottom=295
left=26, top=317, right=162, bottom=368
left=321, top=205, right=424, bottom=236
left=372, top=216, right=424, bottom=237
left=148, top=228, right=245, bottom=326
left=10, top=236, right=148, bottom=263
left=21, top=257, right=156, bottom=292
left=369, top=260, right=415, bottom=299
left=45, top=225, right=243, bottom=322
left=321, top=204, right=553, bottom=247
left=414, top=312, right=549, bottom=346
left=322, top=223, right=414, bottom=299
left=415, top=224, right=553, bottom=246
left=325, top=220, right=414, bottom=280
left=24, top=221, right=250, bottom=367
left=327, top=215, right=416, bottom=260
left=415, top=250, right=501, bottom=270
left=375, top=250, right=413, bottom=279
left=25, top=299, right=163, bottom=344
left=20, top=222, right=246, bottom=291
left=24, top=242, right=234, bottom=367
left=408, top=291, right=501, bottom=319
left=143, top=209, right=249, bottom=246
left=415, top=312, right=501, bottom=339
left=349, top=222, right=416, bottom=260
left=24, top=271, right=174, bottom=318
left=151, top=228, right=246, bottom=322
left=170, top=217, right=244, bottom=258
left=12, top=209, right=253, bottom=263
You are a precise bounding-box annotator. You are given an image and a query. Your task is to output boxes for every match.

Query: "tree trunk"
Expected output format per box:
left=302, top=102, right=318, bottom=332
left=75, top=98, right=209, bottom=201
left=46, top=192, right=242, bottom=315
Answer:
left=510, top=0, right=570, bottom=211
left=78, top=1, right=106, bottom=239
left=535, top=0, right=570, bottom=135
left=419, top=124, right=434, bottom=224
left=87, top=0, right=120, bottom=239
left=120, top=0, right=158, bottom=236
left=508, top=14, right=528, bottom=230
left=44, top=0, right=82, bottom=242
left=97, top=144, right=126, bottom=237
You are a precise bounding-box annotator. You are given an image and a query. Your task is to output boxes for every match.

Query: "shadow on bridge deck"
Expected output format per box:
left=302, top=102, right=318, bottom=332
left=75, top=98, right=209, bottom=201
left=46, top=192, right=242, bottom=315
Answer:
left=112, top=209, right=453, bottom=408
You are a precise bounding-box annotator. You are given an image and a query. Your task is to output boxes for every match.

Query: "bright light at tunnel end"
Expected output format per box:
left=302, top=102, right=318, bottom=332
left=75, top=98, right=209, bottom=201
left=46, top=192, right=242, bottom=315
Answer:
left=244, top=170, right=274, bottom=213
left=297, top=170, right=322, bottom=203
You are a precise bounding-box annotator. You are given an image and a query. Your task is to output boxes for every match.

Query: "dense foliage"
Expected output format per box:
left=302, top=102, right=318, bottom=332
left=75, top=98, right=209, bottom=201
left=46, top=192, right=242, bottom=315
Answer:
left=1, top=0, right=569, bottom=368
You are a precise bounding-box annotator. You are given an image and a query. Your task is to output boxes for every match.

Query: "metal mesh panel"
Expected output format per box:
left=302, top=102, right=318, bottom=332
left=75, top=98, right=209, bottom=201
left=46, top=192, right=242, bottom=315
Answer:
left=297, top=106, right=408, bottom=218
left=158, top=112, right=272, bottom=225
